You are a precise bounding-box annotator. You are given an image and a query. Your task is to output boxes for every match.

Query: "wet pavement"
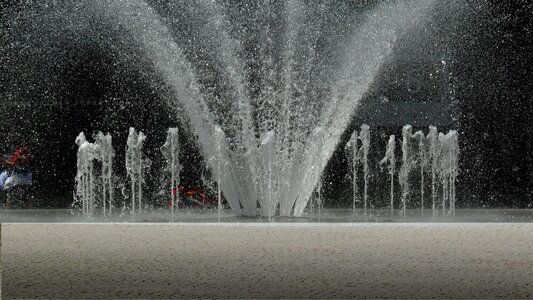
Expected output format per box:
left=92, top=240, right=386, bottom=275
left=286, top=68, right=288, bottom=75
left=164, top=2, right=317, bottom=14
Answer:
left=1, top=208, right=533, bottom=223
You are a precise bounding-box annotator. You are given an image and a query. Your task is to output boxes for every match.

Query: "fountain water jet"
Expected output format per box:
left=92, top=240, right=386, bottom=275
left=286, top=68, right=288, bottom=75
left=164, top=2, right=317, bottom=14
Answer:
left=400, top=125, right=413, bottom=217
left=380, top=135, right=396, bottom=217
left=439, top=130, right=459, bottom=216
left=345, top=130, right=359, bottom=214
left=359, top=124, right=371, bottom=215
left=428, top=125, right=439, bottom=216
left=74, top=132, right=98, bottom=216
left=95, top=0, right=436, bottom=217
left=126, top=127, right=149, bottom=215
left=161, top=128, right=181, bottom=214
left=413, top=130, right=427, bottom=215
left=94, top=132, right=115, bottom=216
left=41, top=0, right=437, bottom=217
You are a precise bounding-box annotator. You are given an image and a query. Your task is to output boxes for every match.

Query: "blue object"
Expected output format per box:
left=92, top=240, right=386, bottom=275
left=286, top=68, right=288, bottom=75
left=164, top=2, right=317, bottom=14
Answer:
left=0, top=170, right=8, bottom=191
left=1, top=171, right=32, bottom=191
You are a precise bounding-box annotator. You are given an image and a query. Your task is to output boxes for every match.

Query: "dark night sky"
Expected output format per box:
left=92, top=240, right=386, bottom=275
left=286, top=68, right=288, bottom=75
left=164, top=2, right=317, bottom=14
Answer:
left=0, top=0, right=531, bottom=208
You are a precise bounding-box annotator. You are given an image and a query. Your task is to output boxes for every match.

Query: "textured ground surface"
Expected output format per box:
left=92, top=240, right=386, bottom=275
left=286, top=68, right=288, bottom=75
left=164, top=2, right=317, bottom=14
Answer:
left=2, top=223, right=533, bottom=299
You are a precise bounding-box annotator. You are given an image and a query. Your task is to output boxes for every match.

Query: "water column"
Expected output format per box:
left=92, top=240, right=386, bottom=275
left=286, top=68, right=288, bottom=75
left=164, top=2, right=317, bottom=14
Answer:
left=427, top=126, right=439, bottom=217
left=94, top=132, right=115, bottom=217
left=161, top=128, right=181, bottom=215
left=438, top=133, right=448, bottom=215
left=448, top=131, right=459, bottom=216
left=345, top=130, right=359, bottom=215
left=413, top=130, right=427, bottom=215
left=438, top=130, right=459, bottom=216
left=126, top=127, right=148, bottom=216
left=74, top=132, right=98, bottom=216
left=380, top=135, right=396, bottom=217
left=260, top=131, right=275, bottom=221
left=213, top=126, right=227, bottom=221
left=399, top=125, right=413, bottom=218
left=358, top=124, right=370, bottom=216
left=314, top=127, right=324, bottom=219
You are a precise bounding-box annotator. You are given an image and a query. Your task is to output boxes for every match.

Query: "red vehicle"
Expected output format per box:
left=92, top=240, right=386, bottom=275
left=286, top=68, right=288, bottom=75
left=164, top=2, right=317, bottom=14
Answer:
left=170, top=185, right=218, bottom=208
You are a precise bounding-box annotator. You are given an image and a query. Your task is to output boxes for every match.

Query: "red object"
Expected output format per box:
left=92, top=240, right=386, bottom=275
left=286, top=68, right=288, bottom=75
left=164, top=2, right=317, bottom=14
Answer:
left=169, top=185, right=217, bottom=208
left=3, top=146, right=31, bottom=166
left=171, top=185, right=185, bottom=196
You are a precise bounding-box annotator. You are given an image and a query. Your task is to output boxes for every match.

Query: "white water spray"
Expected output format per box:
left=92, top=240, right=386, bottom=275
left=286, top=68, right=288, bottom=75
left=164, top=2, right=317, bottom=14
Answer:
left=126, top=127, right=149, bottom=215
left=358, top=124, right=371, bottom=216
left=438, top=130, right=459, bottom=216
left=94, top=132, right=115, bottom=216
left=53, top=0, right=436, bottom=218
left=428, top=125, right=439, bottom=216
left=400, top=125, right=413, bottom=217
left=74, top=132, right=98, bottom=216
left=413, top=130, right=427, bottom=215
left=380, top=134, right=396, bottom=217
left=161, top=128, right=181, bottom=215
left=345, top=130, right=359, bottom=214
left=314, top=127, right=324, bottom=218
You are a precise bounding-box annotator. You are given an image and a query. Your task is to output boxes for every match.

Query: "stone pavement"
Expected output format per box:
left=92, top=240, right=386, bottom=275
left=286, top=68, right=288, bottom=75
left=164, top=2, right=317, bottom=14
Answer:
left=2, top=223, right=533, bottom=298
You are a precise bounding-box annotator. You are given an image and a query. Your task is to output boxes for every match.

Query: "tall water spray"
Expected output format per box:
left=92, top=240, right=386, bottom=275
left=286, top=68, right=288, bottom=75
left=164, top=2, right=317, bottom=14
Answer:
left=358, top=124, right=371, bottom=215
left=259, top=131, right=276, bottom=220
left=400, top=125, right=413, bottom=217
left=447, top=131, right=459, bottom=215
left=126, top=127, right=149, bottom=215
left=413, top=130, right=427, bottom=215
left=428, top=125, right=439, bottom=216
left=74, top=132, right=98, bottom=216
left=28, top=0, right=436, bottom=217
left=94, top=132, right=115, bottom=216
left=380, top=135, right=396, bottom=217
left=161, top=128, right=181, bottom=214
left=345, top=130, right=359, bottom=214
left=109, top=0, right=436, bottom=218
left=438, top=130, right=459, bottom=216
left=313, top=127, right=325, bottom=218
left=213, top=126, right=229, bottom=219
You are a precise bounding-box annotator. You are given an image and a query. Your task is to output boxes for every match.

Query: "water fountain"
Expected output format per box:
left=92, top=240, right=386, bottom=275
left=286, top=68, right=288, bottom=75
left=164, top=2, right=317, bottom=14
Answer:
left=380, top=135, right=396, bottom=217
left=413, top=130, right=427, bottom=215
left=94, top=132, right=115, bottom=216
left=399, top=125, right=413, bottom=217
left=392, top=125, right=459, bottom=217
left=428, top=125, right=439, bottom=215
left=72, top=123, right=459, bottom=219
left=33, top=0, right=435, bottom=218
left=345, top=130, right=359, bottom=214
left=359, top=124, right=371, bottom=215
left=438, top=130, right=459, bottom=216
left=125, top=127, right=150, bottom=215
left=161, top=128, right=181, bottom=214
left=92, top=0, right=436, bottom=217
left=74, top=132, right=98, bottom=216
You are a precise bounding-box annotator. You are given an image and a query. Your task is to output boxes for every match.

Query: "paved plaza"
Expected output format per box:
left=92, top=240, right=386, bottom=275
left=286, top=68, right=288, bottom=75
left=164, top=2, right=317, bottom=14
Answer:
left=3, top=223, right=533, bottom=298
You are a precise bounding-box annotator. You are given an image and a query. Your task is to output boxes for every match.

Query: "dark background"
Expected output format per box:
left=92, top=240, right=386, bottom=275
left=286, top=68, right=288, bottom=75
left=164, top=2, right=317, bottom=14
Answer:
left=0, top=0, right=531, bottom=209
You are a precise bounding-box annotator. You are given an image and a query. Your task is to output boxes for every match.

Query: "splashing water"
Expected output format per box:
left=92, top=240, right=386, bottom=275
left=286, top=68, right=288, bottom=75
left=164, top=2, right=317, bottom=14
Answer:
left=428, top=125, right=439, bottom=216
left=358, top=124, right=371, bottom=216
left=126, top=127, right=149, bottom=215
left=345, top=130, right=359, bottom=214
left=36, top=0, right=435, bottom=217
left=94, top=132, right=115, bottom=216
left=74, top=132, right=98, bottom=216
left=380, top=134, right=396, bottom=217
left=400, top=125, right=413, bottom=217
left=161, top=128, right=181, bottom=215
left=439, top=130, right=459, bottom=216
left=413, top=130, right=427, bottom=215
